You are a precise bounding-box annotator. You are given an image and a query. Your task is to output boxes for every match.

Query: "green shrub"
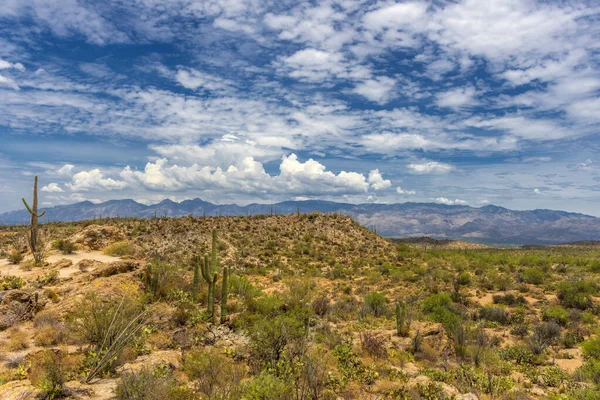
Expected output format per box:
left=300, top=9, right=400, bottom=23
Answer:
left=248, top=314, right=307, bottom=371
left=143, top=259, right=186, bottom=300
left=528, top=322, right=561, bottom=355
left=582, top=337, right=600, bottom=360
left=103, top=241, right=135, bottom=257
left=0, top=274, right=25, bottom=290
left=28, top=350, right=66, bottom=400
left=51, top=239, right=76, bottom=254
left=522, top=268, right=545, bottom=285
left=183, top=348, right=245, bottom=399
left=7, top=249, right=23, bottom=264
left=116, top=366, right=194, bottom=400
left=68, top=294, right=145, bottom=381
left=241, top=372, right=292, bottom=400
left=421, top=293, right=461, bottom=328
left=558, top=279, right=596, bottom=310
left=479, top=306, right=511, bottom=325
left=499, top=346, right=535, bottom=365
left=575, top=360, right=600, bottom=385
left=492, top=293, right=526, bottom=306
left=362, top=291, right=388, bottom=318
left=542, top=305, right=570, bottom=326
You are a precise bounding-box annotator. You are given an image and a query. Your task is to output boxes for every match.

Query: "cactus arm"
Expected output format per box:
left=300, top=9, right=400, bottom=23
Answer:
left=22, top=198, right=33, bottom=215
left=38, top=210, right=46, bottom=217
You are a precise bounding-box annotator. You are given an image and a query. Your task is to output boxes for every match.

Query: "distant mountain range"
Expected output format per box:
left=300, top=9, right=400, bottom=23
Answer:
left=1, top=198, right=599, bottom=245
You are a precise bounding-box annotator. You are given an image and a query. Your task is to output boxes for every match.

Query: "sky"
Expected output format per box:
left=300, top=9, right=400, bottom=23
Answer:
left=1, top=0, right=600, bottom=215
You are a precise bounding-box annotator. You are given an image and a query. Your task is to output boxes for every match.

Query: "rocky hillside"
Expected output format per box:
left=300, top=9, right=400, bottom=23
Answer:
left=1, top=199, right=599, bottom=245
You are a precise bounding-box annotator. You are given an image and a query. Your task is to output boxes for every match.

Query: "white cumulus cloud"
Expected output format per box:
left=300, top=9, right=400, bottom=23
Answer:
left=367, top=169, right=391, bottom=191
left=434, top=197, right=468, bottom=205
left=41, top=182, right=64, bottom=193
left=407, top=161, right=453, bottom=174
left=66, top=169, right=127, bottom=191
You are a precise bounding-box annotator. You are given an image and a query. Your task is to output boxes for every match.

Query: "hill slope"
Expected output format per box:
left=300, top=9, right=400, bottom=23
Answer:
left=1, top=199, right=599, bottom=245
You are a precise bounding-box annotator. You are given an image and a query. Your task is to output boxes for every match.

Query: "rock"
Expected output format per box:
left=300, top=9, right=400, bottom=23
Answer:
left=457, top=394, right=479, bottom=400
left=68, top=225, right=124, bottom=251
left=0, top=380, right=41, bottom=399
left=92, top=260, right=140, bottom=278
left=402, top=362, right=420, bottom=376
left=531, top=387, right=546, bottom=397
left=77, top=259, right=103, bottom=272
left=440, top=383, right=460, bottom=397
left=51, top=259, right=73, bottom=269
left=0, top=290, right=40, bottom=331
left=119, top=350, right=181, bottom=373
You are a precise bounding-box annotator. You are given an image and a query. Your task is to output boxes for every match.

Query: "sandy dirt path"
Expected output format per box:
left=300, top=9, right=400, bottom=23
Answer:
left=0, top=251, right=121, bottom=279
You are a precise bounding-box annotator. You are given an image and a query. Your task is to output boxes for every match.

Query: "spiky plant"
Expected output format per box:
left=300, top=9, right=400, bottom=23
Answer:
left=22, top=176, right=46, bottom=265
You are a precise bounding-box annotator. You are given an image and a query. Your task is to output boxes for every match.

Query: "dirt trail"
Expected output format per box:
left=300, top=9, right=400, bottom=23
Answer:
left=0, top=251, right=121, bottom=279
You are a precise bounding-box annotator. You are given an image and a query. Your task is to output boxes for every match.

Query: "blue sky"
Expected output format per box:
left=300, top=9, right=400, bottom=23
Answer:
left=1, top=0, right=599, bottom=215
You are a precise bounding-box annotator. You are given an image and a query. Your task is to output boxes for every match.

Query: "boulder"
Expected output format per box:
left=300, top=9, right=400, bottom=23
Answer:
left=0, top=380, right=41, bottom=399
left=0, top=290, right=41, bottom=330
left=68, top=225, right=125, bottom=251
left=92, top=260, right=140, bottom=278
left=51, top=259, right=73, bottom=269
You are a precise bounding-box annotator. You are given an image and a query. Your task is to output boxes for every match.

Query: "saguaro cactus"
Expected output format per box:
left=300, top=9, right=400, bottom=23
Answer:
left=395, top=302, right=410, bottom=337
left=192, top=255, right=201, bottom=302
left=201, top=254, right=218, bottom=322
left=22, top=176, right=46, bottom=265
left=220, top=267, right=229, bottom=324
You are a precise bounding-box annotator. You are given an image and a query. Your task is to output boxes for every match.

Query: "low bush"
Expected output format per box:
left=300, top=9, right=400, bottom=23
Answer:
left=360, top=331, right=387, bottom=359
left=558, top=279, right=596, bottom=310
left=582, top=337, right=600, bottom=360
left=7, top=249, right=23, bottom=265
left=528, top=322, right=561, bottom=355
left=311, top=295, right=330, bottom=317
left=29, top=350, right=66, bottom=399
left=522, top=268, right=545, bottom=285
left=116, top=366, right=194, bottom=400
left=103, top=241, right=135, bottom=257
left=68, top=294, right=146, bottom=382
left=51, top=239, right=76, bottom=254
left=183, top=348, right=245, bottom=399
left=479, top=306, right=511, bottom=325
left=492, top=293, right=526, bottom=306
left=0, top=274, right=25, bottom=290
left=33, top=310, right=67, bottom=346
left=542, top=305, right=570, bottom=326
left=362, top=291, right=388, bottom=318
left=421, top=293, right=461, bottom=328
left=241, top=371, right=292, bottom=400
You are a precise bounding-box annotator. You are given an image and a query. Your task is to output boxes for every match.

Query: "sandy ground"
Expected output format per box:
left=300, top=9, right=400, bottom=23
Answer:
left=0, top=251, right=121, bottom=279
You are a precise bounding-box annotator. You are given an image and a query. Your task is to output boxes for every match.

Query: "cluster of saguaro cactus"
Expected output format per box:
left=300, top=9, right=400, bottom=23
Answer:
left=395, top=301, right=411, bottom=337
left=22, top=176, right=46, bottom=265
left=191, top=229, right=230, bottom=324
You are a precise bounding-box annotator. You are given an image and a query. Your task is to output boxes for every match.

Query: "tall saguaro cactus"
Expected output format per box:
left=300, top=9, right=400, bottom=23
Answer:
left=22, top=176, right=46, bottom=265
left=220, top=267, right=229, bottom=324
left=192, top=255, right=201, bottom=302
left=201, top=254, right=217, bottom=322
